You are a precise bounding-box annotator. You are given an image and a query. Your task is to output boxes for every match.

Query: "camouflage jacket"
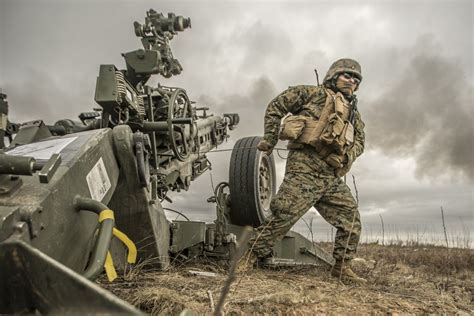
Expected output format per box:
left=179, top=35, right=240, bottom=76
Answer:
left=263, top=85, right=365, bottom=166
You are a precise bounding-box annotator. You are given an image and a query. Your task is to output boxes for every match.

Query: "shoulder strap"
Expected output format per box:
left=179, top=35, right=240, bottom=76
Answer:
left=349, top=98, right=358, bottom=124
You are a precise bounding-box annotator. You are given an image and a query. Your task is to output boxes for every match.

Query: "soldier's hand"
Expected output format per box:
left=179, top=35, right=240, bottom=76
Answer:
left=257, top=139, right=273, bottom=156
left=334, top=152, right=355, bottom=178
left=325, top=153, right=343, bottom=168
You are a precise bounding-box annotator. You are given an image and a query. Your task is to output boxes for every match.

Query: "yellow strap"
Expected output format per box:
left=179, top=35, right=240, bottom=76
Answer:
left=104, top=251, right=117, bottom=282
left=97, top=208, right=136, bottom=282
left=98, top=209, right=114, bottom=222
left=113, top=227, right=137, bottom=264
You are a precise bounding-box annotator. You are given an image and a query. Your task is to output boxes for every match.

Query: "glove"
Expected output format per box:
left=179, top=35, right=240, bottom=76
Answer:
left=257, top=139, right=274, bottom=156
left=325, top=153, right=344, bottom=168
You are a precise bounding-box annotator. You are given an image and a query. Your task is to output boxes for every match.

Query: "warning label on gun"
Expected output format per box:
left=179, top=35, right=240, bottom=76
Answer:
left=86, top=157, right=111, bottom=202
left=6, top=137, right=77, bottom=160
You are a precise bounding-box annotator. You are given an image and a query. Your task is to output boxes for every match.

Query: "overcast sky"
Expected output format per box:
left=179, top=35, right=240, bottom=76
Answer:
left=1, top=0, right=472, bottom=246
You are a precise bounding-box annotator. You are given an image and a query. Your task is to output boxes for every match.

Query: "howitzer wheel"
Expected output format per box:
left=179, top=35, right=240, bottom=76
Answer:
left=228, top=136, right=276, bottom=227
left=168, top=88, right=193, bottom=161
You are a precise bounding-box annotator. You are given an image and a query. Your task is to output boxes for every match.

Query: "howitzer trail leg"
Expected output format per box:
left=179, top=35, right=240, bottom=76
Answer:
left=0, top=238, right=142, bottom=314
left=108, top=126, right=170, bottom=269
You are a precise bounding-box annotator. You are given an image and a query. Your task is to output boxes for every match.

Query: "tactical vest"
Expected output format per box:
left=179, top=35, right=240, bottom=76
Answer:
left=279, top=88, right=356, bottom=168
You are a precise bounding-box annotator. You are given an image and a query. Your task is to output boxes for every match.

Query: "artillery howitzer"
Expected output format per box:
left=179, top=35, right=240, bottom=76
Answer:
left=0, top=9, right=333, bottom=314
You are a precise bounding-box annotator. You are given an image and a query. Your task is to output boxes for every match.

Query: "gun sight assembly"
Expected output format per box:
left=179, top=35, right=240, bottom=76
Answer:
left=123, top=9, right=191, bottom=82
left=134, top=9, right=191, bottom=37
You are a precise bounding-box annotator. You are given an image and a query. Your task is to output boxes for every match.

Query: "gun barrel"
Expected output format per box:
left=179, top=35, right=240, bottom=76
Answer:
left=141, top=118, right=193, bottom=132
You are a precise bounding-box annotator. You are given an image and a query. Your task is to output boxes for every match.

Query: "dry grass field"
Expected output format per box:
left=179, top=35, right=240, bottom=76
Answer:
left=99, top=243, right=473, bottom=315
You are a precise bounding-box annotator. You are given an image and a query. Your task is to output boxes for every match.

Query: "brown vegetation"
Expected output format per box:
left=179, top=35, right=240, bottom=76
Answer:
left=99, top=243, right=473, bottom=315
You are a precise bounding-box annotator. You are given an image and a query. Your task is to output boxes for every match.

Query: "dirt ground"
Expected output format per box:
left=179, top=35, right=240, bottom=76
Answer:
left=100, top=244, right=473, bottom=315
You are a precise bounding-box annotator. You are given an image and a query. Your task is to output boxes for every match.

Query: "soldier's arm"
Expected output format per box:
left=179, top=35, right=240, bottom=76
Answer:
left=263, top=86, right=313, bottom=147
left=348, top=111, right=365, bottom=161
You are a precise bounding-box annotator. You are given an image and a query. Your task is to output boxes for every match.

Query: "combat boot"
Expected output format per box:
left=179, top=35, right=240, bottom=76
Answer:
left=235, top=250, right=258, bottom=273
left=331, top=260, right=367, bottom=284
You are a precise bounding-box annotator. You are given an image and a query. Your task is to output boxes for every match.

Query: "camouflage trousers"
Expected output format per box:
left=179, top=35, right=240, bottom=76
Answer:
left=249, top=148, right=361, bottom=262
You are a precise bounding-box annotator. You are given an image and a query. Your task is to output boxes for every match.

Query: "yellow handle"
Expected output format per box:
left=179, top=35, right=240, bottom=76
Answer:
left=97, top=208, right=137, bottom=282
left=104, top=251, right=118, bottom=282
left=113, top=227, right=137, bottom=264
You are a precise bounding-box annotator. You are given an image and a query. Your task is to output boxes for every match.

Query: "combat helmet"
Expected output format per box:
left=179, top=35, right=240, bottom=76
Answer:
left=323, top=58, right=362, bottom=84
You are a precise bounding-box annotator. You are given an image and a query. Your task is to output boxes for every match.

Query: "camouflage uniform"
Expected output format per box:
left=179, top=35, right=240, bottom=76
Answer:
left=250, top=62, right=365, bottom=264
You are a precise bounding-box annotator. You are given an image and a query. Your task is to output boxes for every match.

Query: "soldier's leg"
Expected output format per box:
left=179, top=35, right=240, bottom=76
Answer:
left=314, top=177, right=361, bottom=262
left=250, top=171, right=330, bottom=258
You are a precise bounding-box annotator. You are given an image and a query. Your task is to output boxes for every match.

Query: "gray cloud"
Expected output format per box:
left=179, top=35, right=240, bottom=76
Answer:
left=233, top=20, right=294, bottom=73
left=4, top=68, right=94, bottom=123
left=364, top=35, right=474, bottom=182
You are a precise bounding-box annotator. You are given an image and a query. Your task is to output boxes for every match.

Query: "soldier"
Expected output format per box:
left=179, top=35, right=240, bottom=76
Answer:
left=248, top=58, right=366, bottom=283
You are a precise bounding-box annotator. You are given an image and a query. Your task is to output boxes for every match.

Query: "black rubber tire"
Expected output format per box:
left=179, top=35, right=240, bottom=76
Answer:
left=228, top=136, right=277, bottom=227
